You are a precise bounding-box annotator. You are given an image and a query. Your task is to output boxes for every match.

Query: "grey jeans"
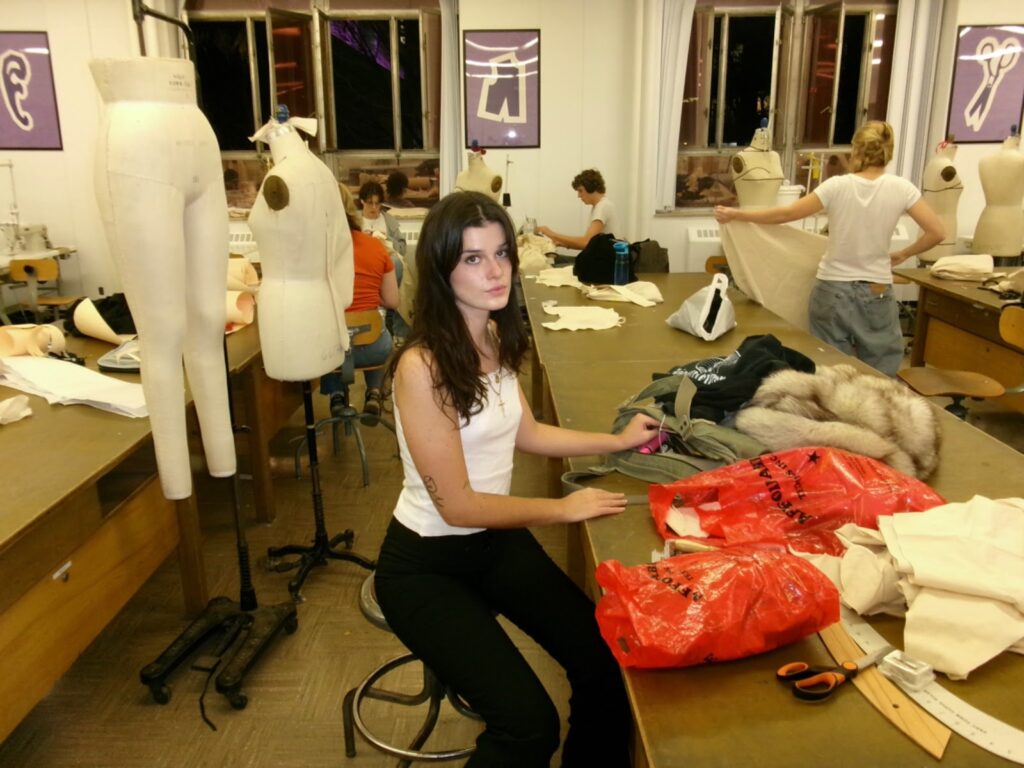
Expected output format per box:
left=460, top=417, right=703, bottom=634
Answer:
left=808, top=279, right=904, bottom=376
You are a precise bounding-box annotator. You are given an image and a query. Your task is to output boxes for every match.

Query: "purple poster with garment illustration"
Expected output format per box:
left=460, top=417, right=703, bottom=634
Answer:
left=463, top=30, right=540, bottom=149
left=0, top=31, right=63, bottom=150
left=946, top=25, right=1024, bottom=144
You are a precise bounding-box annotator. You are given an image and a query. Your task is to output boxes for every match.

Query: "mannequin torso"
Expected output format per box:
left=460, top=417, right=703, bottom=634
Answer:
left=920, top=144, right=962, bottom=262
left=454, top=152, right=503, bottom=201
left=973, top=135, right=1024, bottom=256
left=732, top=128, right=784, bottom=208
left=247, top=125, right=354, bottom=382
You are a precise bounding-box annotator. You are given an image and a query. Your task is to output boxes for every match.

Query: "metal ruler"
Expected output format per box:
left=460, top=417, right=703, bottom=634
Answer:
left=842, top=609, right=1024, bottom=765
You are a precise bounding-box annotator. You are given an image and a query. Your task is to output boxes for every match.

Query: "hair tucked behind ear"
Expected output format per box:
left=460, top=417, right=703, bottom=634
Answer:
left=851, top=121, right=895, bottom=171
left=386, top=191, right=529, bottom=421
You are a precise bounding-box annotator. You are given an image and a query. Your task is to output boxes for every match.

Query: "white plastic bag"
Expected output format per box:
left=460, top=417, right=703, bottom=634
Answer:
left=666, top=273, right=736, bottom=341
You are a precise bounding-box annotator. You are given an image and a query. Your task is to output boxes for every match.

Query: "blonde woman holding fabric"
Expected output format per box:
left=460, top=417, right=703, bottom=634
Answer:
left=715, top=121, right=944, bottom=376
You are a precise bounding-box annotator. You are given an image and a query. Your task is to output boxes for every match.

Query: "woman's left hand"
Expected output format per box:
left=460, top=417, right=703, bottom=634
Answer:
left=617, top=413, right=663, bottom=451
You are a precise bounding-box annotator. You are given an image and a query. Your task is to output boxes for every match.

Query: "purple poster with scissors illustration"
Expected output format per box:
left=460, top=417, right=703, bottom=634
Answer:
left=0, top=31, right=63, bottom=150
left=946, top=25, right=1024, bottom=144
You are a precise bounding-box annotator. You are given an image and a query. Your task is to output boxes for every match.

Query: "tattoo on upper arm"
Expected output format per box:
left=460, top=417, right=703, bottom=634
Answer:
left=423, top=475, right=444, bottom=508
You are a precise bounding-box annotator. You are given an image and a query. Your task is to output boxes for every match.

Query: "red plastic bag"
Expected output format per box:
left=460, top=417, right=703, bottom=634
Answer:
left=648, top=447, right=945, bottom=556
left=595, top=549, right=839, bottom=669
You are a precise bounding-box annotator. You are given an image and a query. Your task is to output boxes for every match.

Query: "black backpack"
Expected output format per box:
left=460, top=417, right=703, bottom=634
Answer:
left=572, top=233, right=636, bottom=284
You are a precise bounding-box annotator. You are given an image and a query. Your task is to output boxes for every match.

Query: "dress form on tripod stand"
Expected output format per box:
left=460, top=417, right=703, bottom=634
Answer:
left=920, top=141, right=963, bottom=264
left=732, top=122, right=784, bottom=209
left=91, top=55, right=297, bottom=713
left=248, top=107, right=374, bottom=601
left=973, top=130, right=1024, bottom=262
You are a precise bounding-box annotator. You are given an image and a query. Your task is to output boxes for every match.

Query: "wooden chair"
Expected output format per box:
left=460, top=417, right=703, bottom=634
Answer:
left=7, top=257, right=78, bottom=323
left=294, top=309, right=396, bottom=486
left=898, top=304, right=1024, bottom=419
left=704, top=255, right=730, bottom=277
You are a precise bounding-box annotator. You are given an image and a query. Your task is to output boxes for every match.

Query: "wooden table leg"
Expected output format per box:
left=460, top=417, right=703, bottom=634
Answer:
left=175, top=495, right=208, bottom=614
left=240, top=363, right=276, bottom=524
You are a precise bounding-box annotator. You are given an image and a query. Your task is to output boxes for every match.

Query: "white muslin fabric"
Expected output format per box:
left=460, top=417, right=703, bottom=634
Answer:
left=720, top=220, right=824, bottom=332
left=930, top=254, right=995, bottom=281
left=0, top=356, right=147, bottom=417
left=583, top=281, right=664, bottom=307
left=540, top=301, right=624, bottom=331
left=532, top=266, right=583, bottom=288
left=831, top=496, right=1024, bottom=679
left=0, top=394, right=31, bottom=425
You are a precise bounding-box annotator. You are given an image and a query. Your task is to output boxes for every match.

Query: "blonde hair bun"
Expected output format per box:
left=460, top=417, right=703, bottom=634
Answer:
left=851, top=120, right=895, bottom=171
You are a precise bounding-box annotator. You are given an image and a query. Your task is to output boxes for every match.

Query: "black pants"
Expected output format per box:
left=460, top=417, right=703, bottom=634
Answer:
left=375, top=518, right=631, bottom=768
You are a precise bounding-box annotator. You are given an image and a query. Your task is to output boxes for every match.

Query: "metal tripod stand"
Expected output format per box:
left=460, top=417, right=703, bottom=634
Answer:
left=140, top=343, right=298, bottom=711
left=266, top=381, right=375, bottom=600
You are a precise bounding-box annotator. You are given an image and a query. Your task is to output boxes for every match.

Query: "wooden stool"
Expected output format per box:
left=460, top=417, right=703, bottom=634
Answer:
left=342, top=573, right=481, bottom=766
left=898, top=367, right=1005, bottom=420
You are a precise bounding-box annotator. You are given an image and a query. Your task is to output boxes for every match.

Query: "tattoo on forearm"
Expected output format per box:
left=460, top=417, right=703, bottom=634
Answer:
left=423, top=475, right=444, bottom=508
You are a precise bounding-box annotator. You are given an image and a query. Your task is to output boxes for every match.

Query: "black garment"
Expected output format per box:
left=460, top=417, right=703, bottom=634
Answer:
left=658, top=333, right=816, bottom=422
left=64, top=293, right=136, bottom=337
left=375, top=518, right=631, bottom=768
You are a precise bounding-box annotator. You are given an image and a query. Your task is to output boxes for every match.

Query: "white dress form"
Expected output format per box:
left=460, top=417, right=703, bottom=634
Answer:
left=91, top=57, right=235, bottom=500
left=454, top=152, right=503, bottom=201
left=732, top=127, right=784, bottom=209
left=973, top=135, right=1024, bottom=257
left=920, top=143, right=963, bottom=263
left=247, top=121, right=353, bottom=382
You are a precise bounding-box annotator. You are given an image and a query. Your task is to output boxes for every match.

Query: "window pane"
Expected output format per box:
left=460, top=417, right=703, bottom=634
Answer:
left=865, top=12, right=896, bottom=123
left=708, top=16, right=722, bottom=144
left=833, top=13, right=865, bottom=144
left=679, top=13, right=712, bottom=148
left=397, top=19, right=423, bottom=150
left=270, top=13, right=315, bottom=120
left=193, top=21, right=254, bottom=150
left=329, top=19, right=395, bottom=150
left=254, top=21, right=270, bottom=124
left=676, top=154, right=737, bottom=209
left=421, top=11, right=442, bottom=150
left=802, top=10, right=840, bottom=145
left=721, top=16, right=776, bottom=146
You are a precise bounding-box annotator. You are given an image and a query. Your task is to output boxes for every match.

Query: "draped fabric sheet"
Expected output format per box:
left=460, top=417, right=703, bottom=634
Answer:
left=720, top=221, right=824, bottom=332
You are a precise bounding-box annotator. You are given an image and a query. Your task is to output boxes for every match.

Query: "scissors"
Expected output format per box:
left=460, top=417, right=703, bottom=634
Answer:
left=777, top=646, right=891, bottom=702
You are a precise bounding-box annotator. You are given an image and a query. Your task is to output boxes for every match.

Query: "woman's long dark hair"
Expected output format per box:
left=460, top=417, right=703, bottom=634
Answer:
left=386, top=191, right=530, bottom=420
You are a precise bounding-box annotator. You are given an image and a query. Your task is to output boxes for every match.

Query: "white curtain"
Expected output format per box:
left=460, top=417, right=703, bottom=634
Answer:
left=887, top=0, right=946, bottom=183
left=438, top=0, right=461, bottom=197
left=654, top=0, right=696, bottom=212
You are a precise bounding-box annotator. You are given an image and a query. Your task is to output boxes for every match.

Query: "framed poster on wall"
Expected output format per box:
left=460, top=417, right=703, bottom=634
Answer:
left=463, top=29, right=540, bottom=149
left=0, top=31, right=63, bottom=150
left=946, top=24, right=1024, bottom=144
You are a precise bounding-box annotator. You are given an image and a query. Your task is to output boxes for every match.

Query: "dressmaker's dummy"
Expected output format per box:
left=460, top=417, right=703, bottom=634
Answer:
left=91, top=57, right=235, bottom=500
left=973, top=132, right=1024, bottom=257
left=454, top=151, right=503, bottom=201
left=247, top=113, right=354, bottom=382
left=732, top=123, right=784, bottom=208
left=919, top=141, right=963, bottom=263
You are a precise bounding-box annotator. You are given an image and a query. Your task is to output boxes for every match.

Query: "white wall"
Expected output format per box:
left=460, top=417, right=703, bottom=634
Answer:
left=2, top=0, right=182, bottom=296
left=926, top=0, right=1024, bottom=242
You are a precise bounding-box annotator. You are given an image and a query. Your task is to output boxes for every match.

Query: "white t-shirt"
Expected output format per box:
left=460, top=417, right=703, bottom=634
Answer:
left=362, top=215, right=387, bottom=238
left=392, top=368, right=522, bottom=537
left=814, top=173, right=920, bottom=283
left=591, top=197, right=616, bottom=236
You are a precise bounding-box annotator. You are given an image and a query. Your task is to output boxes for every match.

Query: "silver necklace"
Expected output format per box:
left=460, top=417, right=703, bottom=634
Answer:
left=486, top=370, right=506, bottom=416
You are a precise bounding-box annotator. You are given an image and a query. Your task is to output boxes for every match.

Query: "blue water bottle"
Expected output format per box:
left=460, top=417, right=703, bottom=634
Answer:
left=613, top=240, right=630, bottom=285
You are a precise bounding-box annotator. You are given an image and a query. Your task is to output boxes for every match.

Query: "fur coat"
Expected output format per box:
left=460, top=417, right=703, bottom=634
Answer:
left=734, top=364, right=941, bottom=479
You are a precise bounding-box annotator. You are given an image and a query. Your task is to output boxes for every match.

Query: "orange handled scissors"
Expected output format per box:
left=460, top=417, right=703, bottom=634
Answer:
left=776, top=646, right=891, bottom=702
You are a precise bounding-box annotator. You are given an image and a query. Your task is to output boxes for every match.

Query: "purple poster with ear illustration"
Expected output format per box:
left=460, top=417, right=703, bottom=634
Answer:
left=0, top=31, right=63, bottom=150
left=946, top=24, right=1024, bottom=144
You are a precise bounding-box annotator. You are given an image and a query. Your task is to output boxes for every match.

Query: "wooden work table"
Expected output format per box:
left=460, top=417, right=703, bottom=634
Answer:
left=521, top=272, right=1024, bottom=768
left=0, top=321, right=300, bottom=742
left=896, top=267, right=1024, bottom=413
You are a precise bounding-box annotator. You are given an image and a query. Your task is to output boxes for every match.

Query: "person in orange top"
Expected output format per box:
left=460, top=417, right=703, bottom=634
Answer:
left=320, top=185, right=400, bottom=418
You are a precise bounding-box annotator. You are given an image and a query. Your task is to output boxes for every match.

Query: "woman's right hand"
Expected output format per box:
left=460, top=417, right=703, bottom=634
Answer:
left=560, top=487, right=629, bottom=522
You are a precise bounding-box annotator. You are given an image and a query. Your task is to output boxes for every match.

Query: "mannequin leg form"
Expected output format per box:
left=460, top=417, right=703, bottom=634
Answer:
left=267, top=382, right=375, bottom=600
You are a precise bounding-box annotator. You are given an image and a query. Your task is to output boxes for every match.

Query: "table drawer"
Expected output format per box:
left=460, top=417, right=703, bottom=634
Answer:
left=0, top=474, right=177, bottom=741
left=922, top=289, right=1002, bottom=345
